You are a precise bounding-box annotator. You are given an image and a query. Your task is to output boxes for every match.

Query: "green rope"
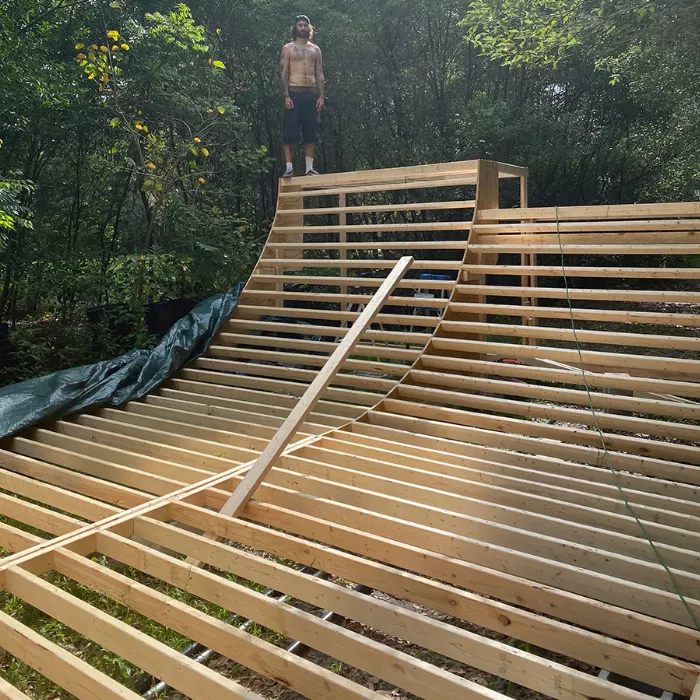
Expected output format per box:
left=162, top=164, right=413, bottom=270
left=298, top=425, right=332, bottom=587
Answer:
left=553, top=205, right=700, bottom=631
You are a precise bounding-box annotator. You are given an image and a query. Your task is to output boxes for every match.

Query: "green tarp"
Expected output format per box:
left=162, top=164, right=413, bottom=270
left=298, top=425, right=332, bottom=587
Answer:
left=0, top=285, right=243, bottom=440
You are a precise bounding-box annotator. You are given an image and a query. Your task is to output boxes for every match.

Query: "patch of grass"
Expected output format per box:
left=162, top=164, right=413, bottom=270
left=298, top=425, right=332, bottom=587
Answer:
left=0, top=552, right=273, bottom=697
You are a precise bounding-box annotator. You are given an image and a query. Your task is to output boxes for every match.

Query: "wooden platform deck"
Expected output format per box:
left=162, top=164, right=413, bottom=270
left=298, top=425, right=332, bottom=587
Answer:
left=0, top=159, right=698, bottom=700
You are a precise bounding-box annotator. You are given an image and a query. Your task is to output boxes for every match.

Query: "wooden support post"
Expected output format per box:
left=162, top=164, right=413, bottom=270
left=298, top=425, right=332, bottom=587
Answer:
left=214, top=256, right=414, bottom=520
left=518, top=173, right=537, bottom=346
left=339, top=192, right=348, bottom=315
left=451, top=160, right=500, bottom=360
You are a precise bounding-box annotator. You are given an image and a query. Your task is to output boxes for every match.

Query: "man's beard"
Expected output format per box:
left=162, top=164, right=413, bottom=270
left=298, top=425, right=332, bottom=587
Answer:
left=297, top=29, right=310, bottom=38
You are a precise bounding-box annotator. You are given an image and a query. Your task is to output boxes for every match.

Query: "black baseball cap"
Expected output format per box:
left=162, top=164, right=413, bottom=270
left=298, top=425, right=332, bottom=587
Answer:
left=295, top=15, right=310, bottom=24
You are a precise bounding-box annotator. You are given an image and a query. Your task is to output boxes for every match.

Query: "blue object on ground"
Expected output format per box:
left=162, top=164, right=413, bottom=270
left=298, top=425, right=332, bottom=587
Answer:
left=418, top=273, right=451, bottom=281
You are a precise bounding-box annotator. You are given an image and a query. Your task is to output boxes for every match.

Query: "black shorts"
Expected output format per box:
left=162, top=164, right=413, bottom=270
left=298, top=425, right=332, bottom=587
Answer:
left=283, top=88, right=319, bottom=145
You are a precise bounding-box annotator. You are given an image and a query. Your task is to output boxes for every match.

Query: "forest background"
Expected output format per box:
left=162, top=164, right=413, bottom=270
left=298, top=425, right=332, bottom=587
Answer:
left=0, top=0, right=698, bottom=385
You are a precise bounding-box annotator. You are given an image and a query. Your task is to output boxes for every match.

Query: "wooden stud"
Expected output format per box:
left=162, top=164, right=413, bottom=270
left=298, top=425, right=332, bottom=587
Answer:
left=213, top=256, right=413, bottom=520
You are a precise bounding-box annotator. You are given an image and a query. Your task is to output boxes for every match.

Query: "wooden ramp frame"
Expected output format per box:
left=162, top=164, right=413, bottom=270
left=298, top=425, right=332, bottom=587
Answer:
left=0, top=159, right=699, bottom=700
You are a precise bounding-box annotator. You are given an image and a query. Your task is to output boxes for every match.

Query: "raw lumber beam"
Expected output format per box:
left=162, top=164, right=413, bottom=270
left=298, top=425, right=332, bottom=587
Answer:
left=0, top=608, right=141, bottom=700
left=258, top=258, right=459, bottom=269
left=239, top=290, right=450, bottom=309
left=348, top=422, right=700, bottom=508
left=182, top=496, right=700, bottom=663
left=478, top=202, right=700, bottom=220
left=274, top=221, right=470, bottom=233
left=0, top=676, right=32, bottom=700
left=214, top=256, right=414, bottom=520
left=249, top=274, right=454, bottom=290
left=52, top=537, right=379, bottom=700
left=5, top=568, right=265, bottom=700
left=455, top=284, right=700, bottom=303
left=281, top=159, right=478, bottom=188
left=462, top=265, right=700, bottom=278
left=287, top=199, right=475, bottom=214
left=96, top=530, right=505, bottom=700
left=277, top=175, right=478, bottom=198
left=418, top=355, right=700, bottom=405
left=473, top=220, right=700, bottom=234
left=128, top=519, right=659, bottom=700
left=469, top=243, right=700, bottom=254
left=144, top=509, right=698, bottom=695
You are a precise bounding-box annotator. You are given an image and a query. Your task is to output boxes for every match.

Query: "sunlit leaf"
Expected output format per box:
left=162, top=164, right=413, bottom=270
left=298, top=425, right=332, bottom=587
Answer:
left=100, top=45, right=109, bottom=53
left=216, top=106, right=225, bottom=114
left=75, top=43, right=85, bottom=50
left=146, top=162, right=156, bottom=170
left=107, top=30, right=120, bottom=41
left=212, top=60, right=225, bottom=69
left=198, top=177, right=205, bottom=184
left=120, top=43, right=130, bottom=50
left=216, top=28, right=221, bottom=35
left=109, top=1, right=121, bottom=7
left=109, top=117, right=121, bottom=128
left=201, top=148, right=210, bottom=157
left=193, top=137, right=201, bottom=143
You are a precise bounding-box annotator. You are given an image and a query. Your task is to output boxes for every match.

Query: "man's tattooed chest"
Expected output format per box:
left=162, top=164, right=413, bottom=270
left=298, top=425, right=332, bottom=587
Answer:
left=293, top=46, right=315, bottom=62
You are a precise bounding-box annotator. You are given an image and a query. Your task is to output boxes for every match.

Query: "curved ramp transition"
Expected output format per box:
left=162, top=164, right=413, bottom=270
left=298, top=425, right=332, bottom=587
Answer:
left=0, top=160, right=699, bottom=700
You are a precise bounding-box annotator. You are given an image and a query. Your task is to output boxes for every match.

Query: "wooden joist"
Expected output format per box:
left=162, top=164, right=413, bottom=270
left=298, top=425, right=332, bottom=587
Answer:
left=0, top=160, right=699, bottom=700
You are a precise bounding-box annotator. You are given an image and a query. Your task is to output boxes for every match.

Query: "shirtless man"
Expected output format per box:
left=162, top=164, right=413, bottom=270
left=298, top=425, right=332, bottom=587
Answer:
left=280, top=15, right=325, bottom=176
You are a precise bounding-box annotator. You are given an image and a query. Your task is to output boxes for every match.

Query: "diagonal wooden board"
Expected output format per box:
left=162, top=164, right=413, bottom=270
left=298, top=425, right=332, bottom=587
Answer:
left=215, top=255, right=414, bottom=519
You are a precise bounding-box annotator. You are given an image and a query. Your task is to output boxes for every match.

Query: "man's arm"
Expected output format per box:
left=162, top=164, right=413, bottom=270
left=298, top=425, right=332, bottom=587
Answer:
left=280, top=45, right=293, bottom=109
left=315, top=46, right=325, bottom=112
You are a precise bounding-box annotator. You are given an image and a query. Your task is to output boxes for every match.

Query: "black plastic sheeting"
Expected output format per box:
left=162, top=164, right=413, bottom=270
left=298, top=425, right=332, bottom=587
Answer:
left=0, top=284, right=243, bottom=440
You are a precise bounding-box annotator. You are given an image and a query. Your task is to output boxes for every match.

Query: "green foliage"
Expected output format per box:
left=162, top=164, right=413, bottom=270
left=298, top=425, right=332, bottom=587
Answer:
left=0, top=178, right=33, bottom=241
left=0, top=141, right=33, bottom=248
left=462, top=0, right=584, bottom=68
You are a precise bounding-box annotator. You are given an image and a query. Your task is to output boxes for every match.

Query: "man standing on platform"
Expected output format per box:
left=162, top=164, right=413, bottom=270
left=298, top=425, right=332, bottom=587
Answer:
left=280, top=14, right=325, bottom=177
